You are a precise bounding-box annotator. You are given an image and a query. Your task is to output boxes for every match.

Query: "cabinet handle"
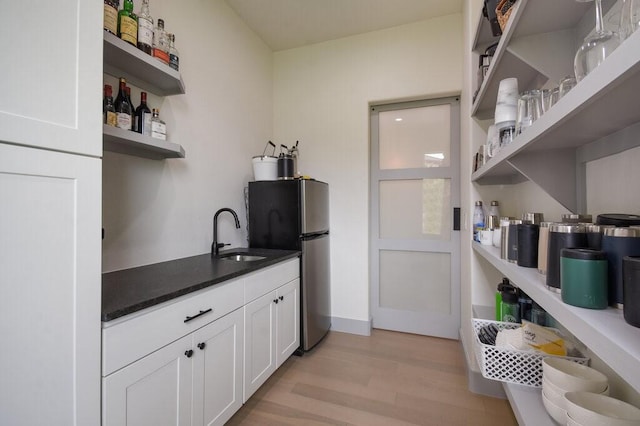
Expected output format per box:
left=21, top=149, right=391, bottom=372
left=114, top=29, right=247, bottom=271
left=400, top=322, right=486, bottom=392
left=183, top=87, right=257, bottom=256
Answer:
left=273, top=299, right=279, bottom=304
left=184, top=308, right=213, bottom=323
left=197, top=342, right=206, bottom=350
left=279, top=296, right=284, bottom=301
left=185, top=349, right=194, bottom=358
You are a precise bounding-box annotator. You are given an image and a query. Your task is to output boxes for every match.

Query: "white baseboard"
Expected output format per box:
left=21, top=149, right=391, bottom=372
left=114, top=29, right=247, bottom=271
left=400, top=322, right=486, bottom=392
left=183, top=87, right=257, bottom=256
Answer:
left=330, top=316, right=372, bottom=336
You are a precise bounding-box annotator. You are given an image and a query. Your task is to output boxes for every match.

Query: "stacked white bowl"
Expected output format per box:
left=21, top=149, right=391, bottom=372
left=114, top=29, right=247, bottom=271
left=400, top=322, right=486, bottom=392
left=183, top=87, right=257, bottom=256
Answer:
left=541, top=358, right=609, bottom=425
left=565, top=392, right=640, bottom=426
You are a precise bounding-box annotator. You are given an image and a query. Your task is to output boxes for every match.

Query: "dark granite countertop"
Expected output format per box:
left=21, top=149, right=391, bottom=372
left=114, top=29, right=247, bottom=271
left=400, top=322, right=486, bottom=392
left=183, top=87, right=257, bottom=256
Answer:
left=102, top=248, right=300, bottom=322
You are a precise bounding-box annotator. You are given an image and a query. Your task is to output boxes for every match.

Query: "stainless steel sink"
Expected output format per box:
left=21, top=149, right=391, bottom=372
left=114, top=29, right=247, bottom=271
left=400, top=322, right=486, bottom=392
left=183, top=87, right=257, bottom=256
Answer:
left=219, top=254, right=267, bottom=262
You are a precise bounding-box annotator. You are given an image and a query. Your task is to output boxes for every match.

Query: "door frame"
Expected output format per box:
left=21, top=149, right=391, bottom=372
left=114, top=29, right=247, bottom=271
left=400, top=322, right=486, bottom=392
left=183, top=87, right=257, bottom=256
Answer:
left=369, top=96, right=461, bottom=339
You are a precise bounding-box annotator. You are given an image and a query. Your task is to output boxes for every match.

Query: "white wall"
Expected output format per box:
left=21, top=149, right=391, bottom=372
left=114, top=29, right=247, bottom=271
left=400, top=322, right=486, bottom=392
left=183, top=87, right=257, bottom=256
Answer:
left=273, top=15, right=463, bottom=328
left=102, top=0, right=273, bottom=272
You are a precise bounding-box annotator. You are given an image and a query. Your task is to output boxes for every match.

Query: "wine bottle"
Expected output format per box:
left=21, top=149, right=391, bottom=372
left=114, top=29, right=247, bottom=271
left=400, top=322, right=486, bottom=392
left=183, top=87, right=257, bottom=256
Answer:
left=125, top=86, right=134, bottom=130
left=104, top=84, right=117, bottom=127
left=104, top=0, right=119, bottom=35
left=168, top=33, right=179, bottom=71
left=134, top=92, right=152, bottom=135
left=118, top=0, right=138, bottom=47
left=114, top=78, right=132, bottom=130
left=152, top=19, right=170, bottom=64
left=137, top=0, right=153, bottom=55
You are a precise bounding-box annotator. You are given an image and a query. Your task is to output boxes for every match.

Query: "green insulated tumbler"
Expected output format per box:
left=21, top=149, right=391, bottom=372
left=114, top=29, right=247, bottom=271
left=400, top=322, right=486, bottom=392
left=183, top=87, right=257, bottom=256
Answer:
left=560, top=248, right=608, bottom=309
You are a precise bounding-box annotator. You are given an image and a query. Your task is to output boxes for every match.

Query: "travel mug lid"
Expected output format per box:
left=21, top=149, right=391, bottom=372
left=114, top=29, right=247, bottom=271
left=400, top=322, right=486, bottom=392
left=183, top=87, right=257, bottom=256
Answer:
left=522, top=212, right=544, bottom=224
left=562, top=214, right=593, bottom=223
left=596, top=213, right=640, bottom=226
left=624, top=256, right=640, bottom=267
left=584, top=224, right=615, bottom=233
left=561, top=248, right=606, bottom=260
left=550, top=224, right=586, bottom=233
left=509, top=219, right=523, bottom=225
left=603, top=227, right=640, bottom=237
left=539, top=221, right=554, bottom=228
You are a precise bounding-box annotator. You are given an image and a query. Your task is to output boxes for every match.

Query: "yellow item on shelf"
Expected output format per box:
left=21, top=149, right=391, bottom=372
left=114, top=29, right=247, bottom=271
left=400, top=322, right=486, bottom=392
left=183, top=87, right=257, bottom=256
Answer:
left=522, top=321, right=567, bottom=356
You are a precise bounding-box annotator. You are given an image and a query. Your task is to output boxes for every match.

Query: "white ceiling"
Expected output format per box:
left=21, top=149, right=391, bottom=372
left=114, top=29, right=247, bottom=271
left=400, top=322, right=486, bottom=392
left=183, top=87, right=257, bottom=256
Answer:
left=225, top=0, right=463, bottom=51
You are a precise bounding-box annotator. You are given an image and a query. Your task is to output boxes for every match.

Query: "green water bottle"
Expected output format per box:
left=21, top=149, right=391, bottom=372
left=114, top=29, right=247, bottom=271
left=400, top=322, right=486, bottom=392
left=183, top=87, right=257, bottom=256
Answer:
left=500, top=285, right=521, bottom=323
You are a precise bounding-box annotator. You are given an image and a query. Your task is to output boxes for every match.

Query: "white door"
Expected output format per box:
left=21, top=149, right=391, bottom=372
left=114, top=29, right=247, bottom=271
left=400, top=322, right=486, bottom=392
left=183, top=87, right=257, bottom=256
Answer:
left=243, top=291, right=277, bottom=402
left=276, top=279, right=300, bottom=367
left=370, top=98, right=461, bottom=339
left=192, top=308, right=244, bottom=426
left=103, top=335, right=194, bottom=426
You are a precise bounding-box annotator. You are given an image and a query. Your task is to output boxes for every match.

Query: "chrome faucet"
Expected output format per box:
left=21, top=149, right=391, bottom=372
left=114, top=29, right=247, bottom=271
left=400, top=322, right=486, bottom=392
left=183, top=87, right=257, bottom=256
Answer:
left=212, top=208, right=241, bottom=256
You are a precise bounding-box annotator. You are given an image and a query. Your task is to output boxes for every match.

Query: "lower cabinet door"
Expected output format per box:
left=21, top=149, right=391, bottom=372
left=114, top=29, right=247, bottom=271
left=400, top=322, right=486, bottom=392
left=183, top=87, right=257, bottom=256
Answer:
left=103, top=335, right=193, bottom=426
left=192, top=308, right=244, bottom=426
left=276, top=279, right=300, bottom=367
left=243, top=291, right=277, bottom=402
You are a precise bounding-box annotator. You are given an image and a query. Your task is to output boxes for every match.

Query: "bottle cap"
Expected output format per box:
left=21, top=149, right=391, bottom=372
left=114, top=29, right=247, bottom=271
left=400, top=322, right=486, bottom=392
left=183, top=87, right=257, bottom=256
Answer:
left=475, top=201, right=483, bottom=206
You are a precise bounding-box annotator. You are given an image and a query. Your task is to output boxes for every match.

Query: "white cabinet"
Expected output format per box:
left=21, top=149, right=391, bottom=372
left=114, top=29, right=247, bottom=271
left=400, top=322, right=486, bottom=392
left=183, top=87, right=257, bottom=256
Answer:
left=102, top=258, right=300, bottom=425
left=0, top=144, right=102, bottom=426
left=103, top=308, right=244, bottom=426
left=243, top=278, right=300, bottom=402
left=102, top=278, right=245, bottom=426
left=0, top=1, right=102, bottom=424
left=276, top=280, right=301, bottom=364
left=103, top=335, right=194, bottom=426
left=243, top=291, right=278, bottom=401
left=0, top=1, right=102, bottom=157
left=192, top=308, right=244, bottom=426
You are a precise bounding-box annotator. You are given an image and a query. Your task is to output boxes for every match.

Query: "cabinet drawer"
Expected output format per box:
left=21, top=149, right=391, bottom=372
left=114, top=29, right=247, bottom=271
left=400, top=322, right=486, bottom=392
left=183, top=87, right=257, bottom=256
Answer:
left=244, top=258, right=299, bottom=303
left=102, top=278, right=244, bottom=376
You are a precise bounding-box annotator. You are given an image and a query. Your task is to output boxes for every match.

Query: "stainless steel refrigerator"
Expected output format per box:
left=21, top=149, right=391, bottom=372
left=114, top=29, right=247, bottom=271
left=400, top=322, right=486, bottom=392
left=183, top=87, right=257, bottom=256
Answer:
left=248, top=179, right=331, bottom=351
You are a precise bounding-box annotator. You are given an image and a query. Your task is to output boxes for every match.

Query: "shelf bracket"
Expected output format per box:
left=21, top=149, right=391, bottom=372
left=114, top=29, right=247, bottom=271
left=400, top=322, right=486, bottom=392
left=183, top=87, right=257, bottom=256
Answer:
left=507, top=148, right=577, bottom=212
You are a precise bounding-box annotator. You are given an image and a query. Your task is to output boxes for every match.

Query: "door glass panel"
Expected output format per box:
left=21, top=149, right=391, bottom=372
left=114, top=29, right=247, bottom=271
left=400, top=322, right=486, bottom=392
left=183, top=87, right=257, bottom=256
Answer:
left=379, top=104, right=451, bottom=169
left=379, top=250, right=451, bottom=314
left=379, top=179, right=451, bottom=240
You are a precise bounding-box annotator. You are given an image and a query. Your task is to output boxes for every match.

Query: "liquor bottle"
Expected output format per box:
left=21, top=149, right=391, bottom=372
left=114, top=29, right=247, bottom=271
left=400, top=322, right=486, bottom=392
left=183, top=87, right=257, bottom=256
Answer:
left=134, top=92, right=152, bottom=135
left=137, top=0, right=153, bottom=55
left=118, top=0, right=138, bottom=47
left=151, top=108, right=166, bottom=140
left=152, top=19, right=169, bottom=65
left=114, top=78, right=132, bottom=130
left=104, top=0, right=119, bottom=35
left=103, top=85, right=117, bottom=127
left=168, top=33, right=179, bottom=71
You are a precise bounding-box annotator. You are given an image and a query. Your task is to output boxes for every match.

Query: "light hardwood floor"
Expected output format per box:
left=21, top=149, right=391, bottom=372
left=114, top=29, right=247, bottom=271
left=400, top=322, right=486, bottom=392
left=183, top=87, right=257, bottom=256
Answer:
left=228, top=329, right=517, bottom=425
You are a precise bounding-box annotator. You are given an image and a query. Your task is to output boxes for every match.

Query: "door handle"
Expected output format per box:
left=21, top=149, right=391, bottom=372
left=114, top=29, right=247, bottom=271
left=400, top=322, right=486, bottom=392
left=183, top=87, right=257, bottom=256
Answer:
left=453, top=207, right=461, bottom=231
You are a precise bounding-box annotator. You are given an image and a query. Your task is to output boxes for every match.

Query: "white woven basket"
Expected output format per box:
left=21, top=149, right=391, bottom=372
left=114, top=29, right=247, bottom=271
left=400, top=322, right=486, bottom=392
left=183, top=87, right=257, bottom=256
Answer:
left=472, top=318, right=589, bottom=387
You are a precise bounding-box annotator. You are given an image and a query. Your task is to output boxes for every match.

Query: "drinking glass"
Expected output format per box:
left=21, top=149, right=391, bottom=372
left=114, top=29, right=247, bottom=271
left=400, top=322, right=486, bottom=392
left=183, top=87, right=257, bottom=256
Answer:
left=486, top=124, right=499, bottom=159
left=541, top=87, right=559, bottom=113
left=559, top=76, right=577, bottom=98
left=619, top=0, right=640, bottom=41
left=574, top=0, right=621, bottom=82
left=515, top=90, right=542, bottom=135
